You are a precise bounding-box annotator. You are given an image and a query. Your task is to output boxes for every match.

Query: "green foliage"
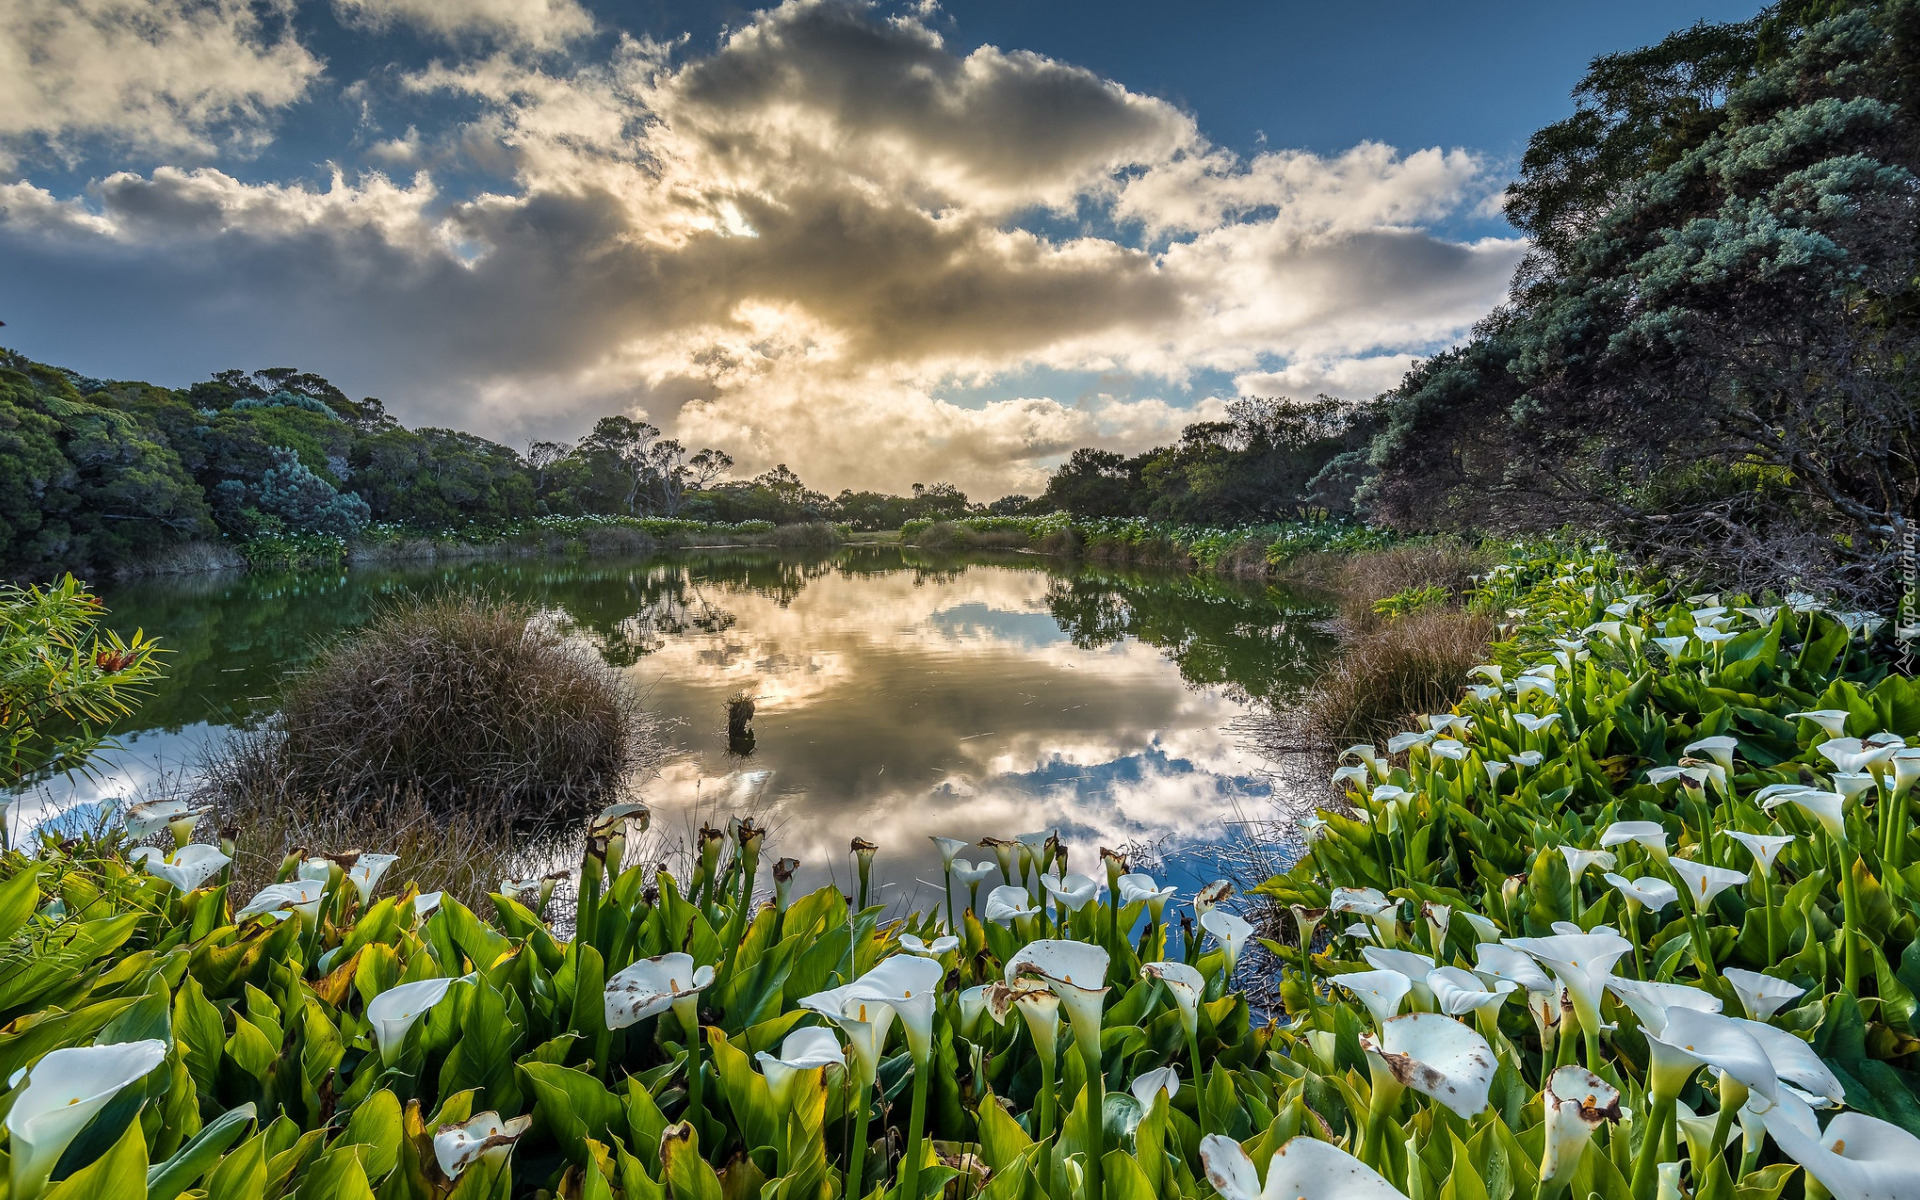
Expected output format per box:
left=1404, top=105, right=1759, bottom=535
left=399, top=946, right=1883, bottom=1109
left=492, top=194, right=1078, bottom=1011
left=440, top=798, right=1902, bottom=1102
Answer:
left=0, top=576, right=162, bottom=793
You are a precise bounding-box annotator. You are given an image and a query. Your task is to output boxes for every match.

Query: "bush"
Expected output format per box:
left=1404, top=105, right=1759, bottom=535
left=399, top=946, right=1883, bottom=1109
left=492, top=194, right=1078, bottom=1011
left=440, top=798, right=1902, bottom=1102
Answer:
left=1305, top=606, right=1494, bottom=746
left=213, top=593, right=655, bottom=820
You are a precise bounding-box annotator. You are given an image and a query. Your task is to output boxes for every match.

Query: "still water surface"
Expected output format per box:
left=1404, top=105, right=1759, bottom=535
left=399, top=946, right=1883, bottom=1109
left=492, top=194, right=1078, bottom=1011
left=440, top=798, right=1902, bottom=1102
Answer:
left=13, top=546, right=1334, bottom=900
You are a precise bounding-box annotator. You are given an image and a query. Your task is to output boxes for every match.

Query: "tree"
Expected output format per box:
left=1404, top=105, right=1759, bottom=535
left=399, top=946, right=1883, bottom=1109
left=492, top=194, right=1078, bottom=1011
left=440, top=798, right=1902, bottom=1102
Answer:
left=253, top=447, right=372, bottom=538
left=1366, top=1, right=1920, bottom=602
left=577, top=415, right=662, bottom=515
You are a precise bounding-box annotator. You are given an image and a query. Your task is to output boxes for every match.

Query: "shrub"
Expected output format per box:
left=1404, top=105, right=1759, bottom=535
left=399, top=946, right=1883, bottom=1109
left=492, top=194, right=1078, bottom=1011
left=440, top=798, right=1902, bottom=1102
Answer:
left=1304, top=605, right=1494, bottom=745
left=212, top=592, right=655, bottom=820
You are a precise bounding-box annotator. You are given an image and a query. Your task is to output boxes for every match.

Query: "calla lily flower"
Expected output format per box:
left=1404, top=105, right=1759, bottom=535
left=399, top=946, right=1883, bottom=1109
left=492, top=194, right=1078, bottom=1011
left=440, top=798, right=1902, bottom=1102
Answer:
left=1329, top=886, right=1392, bottom=916
left=898, top=934, right=959, bottom=958
left=1515, top=713, right=1561, bottom=733
left=1759, top=1090, right=1920, bottom=1199
left=1468, top=665, right=1503, bottom=686
left=1332, top=764, right=1370, bottom=790
left=1600, top=820, right=1670, bottom=857
left=1482, top=759, right=1509, bottom=788
left=1787, top=710, right=1852, bottom=739
left=1728, top=1018, right=1842, bottom=1106
left=798, top=983, right=897, bottom=1088
left=1201, top=1133, right=1408, bottom=1200
left=1602, top=872, right=1678, bottom=913
left=6, top=1040, right=169, bottom=1198
left=1431, top=738, right=1469, bottom=761
left=1721, top=830, right=1795, bottom=876
left=753, top=1025, right=845, bottom=1111
left=1141, top=960, right=1204, bottom=1034
left=1473, top=943, right=1554, bottom=996
left=1652, top=636, right=1690, bottom=658
left=1364, top=947, right=1436, bottom=1003
left=122, top=799, right=211, bottom=844
left=434, top=1111, right=532, bottom=1181
left=1515, top=676, right=1558, bottom=700
left=1428, top=966, right=1515, bottom=1016
left=1042, top=872, right=1102, bottom=912
left=1832, top=772, right=1878, bottom=800
left=1724, top=968, right=1805, bottom=1021
left=1201, top=908, right=1252, bottom=976
left=950, top=859, right=998, bottom=898
left=1643, top=1006, right=1777, bottom=1103
left=1503, top=931, right=1631, bottom=1041
left=1360, top=1012, right=1496, bottom=1118
left=1194, top=879, right=1235, bottom=918
left=1422, top=901, right=1450, bottom=949
left=346, top=853, right=398, bottom=905
left=1685, top=735, right=1739, bottom=771
left=235, top=878, right=327, bottom=922
left=930, top=836, right=971, bottom=866
left=605, top=954, right=715, bottom=1031
left=848, top=954, right=944, bottom=1064
left=1817, top=738, right=1895, bottom=775
left=1672, top=857, right=1748, bottom=911
left=413, top=890, right=443, bottom=919
left=1014, top=830, right=1055, bottom=873
left=1333, top=968, right=1412, bottom=1026
left=144, top=843, right=231, bottom=892
left=369, top=977, right=456, bottom=1062
left=1648, top=764, right=1712, bottom=788
left=1387, top=730, right=1433, bottom=754
left=1512, top=750, right=1544, bottom=767
left=1892, top=748, right=1920, bottom=793
left=1005, top=940, right=1109, bottom=1049
left=1761, top=787, right=1849, bottom=842
left=1458, top=911, right=1501, bottom=943
left=1341, top=743, right=1389, bottom=779
left=1130, top=1066, right=1181, bottom=1108
left=1541, top=1066, right=1622, bottom=1185
left=982, top=884, right=1039, bottom=923
left=1605, top=977, right=1721, bottom=1035
left=1117, top=872, right=1177, bottom=911
left=1559, top=846, right=1616, bottom=881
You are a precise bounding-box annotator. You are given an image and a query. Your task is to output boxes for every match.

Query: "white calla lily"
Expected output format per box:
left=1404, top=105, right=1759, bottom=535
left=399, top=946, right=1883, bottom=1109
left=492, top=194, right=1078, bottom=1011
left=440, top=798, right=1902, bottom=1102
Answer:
left=1472, top=943, right=1554, bottom=996
left=1605, top=977, right=1721, bottom=1035
left=1130, top=1066, right=1181, bottom=1108
left=1041, top=872, right=1102, bottom=912
left=5, top=1040, right=168, bottom=1199
left=1558, top=846, right=1616, bottom=881
left=144, top=843, right=230, bottom=892
left=1721, top=829, right=1795, bottom=876
left=1503, top=931, right=1631, bottom=1043
left=1787, top=710, right=1852, bottom=739
left=1364, top=947, right=1436, bottom=1006
left=798, top=983, right=897, bottom=1088
left=898, top=934, right=959, bottom=958
left=1361, top=1012, right=1496, bottom=1118
left=1333, top=968, right=1412, bottom=1026
left=930, top=836, right=971, bottom=866
left=1732, top=1018, right=1843, bottom=1105
left=1817, top=738, right=1896, bottom=775
left=1599, top=820, right=1671, bottom=859
left=982, top=884, right=1039, bottom=923
left=1672, top=856, right=1748, bottom=911
left=1140, top=960, right=1204, bottom=1035
left=1723, top=968, right=1806, bottom=1021
left=1116, top=872, right=1177, bottom=912
left=1201, top=1132, right=1408, bottom=1200
left=235, top=878, right=327, bottom=922
left=848, top=954, right=944, bottom=1064
left=754, top=1026, right=845, bottom=1111
left=1541, top=1066, right=1621, bottom=1186
left=1684, top=735, right=1739, bottom=770
left=1427, top=966, right=1515, bottom=1017
left=122, top=799, right=210, bottom=843
left=433, top=1111, right=532, bottom=1181
left=1602, top=872, right=1678, bottom=914
left=345, top=854, right=398, bottom=905
left=1759, top=1090, right=1920, bottom=1200
left=1201, top=908, right=1252, bottom=976
left=369, top=977, right=455, bottom=1063
left=1761, top=787, right=1849, bottom=842
left=605, top=954, right=714, bottom=1032
left=1005, top=940, right=1109, bottom=1049
left=1643, top=1006, right=1777, bottom=1103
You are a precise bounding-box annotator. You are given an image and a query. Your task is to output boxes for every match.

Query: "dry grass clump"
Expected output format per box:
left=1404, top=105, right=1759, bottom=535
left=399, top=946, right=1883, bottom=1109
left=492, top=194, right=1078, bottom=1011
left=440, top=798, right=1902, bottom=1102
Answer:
left=910, top=522, right=1031, bottom=552
left=1283, top=539, right=1492, bottom=629
left=212, top=786, right=551, bottom=908
left=1304, top=606, right=1493, bottom=746
left=214, top=592, right=655, bottom=822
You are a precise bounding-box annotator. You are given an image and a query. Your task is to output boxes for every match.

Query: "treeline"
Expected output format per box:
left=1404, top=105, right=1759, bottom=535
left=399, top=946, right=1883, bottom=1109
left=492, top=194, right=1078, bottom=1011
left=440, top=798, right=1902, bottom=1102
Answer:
left=1035, top=0, right=1919, bottom=607
left=0, top=355, right=990, bottom=578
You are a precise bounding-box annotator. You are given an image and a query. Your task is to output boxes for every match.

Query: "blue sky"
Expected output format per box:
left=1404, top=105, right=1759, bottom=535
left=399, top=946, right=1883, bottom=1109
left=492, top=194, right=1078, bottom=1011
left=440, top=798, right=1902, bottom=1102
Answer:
left=0, top=0, right=1760, bottom=496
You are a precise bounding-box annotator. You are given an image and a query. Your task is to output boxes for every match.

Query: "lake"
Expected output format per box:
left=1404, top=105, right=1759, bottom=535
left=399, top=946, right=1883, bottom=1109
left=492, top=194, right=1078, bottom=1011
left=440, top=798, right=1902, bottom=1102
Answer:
left=8, top=545, right=1335, bottom=904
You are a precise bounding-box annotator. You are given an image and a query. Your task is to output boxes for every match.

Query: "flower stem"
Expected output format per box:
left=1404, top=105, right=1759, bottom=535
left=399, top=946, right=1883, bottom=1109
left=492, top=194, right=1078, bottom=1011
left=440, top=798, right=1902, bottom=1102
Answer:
left=1079, top=1035, right=1104, bottom=1200
left=1840, top=849, right=1862, bottom=994
left=943, top=865, right=955, bottom=934
left=1036, top=1043, right=1057, bottom=1141
left=899, top=1062, right=930, bottom=1200
left=1185, top=1027, right=1210, bottom=1134
left=847, top=1081, right=872, bottom=1200
left=1629, top=1095, right=1676, bottom=1200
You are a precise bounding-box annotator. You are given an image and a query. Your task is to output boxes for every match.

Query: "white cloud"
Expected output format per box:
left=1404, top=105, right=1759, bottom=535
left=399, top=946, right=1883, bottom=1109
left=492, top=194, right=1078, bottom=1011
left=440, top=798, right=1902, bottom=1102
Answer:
left=0, top=0, right=321, bottom=166
left=333, top=0, right=593, bottom=49
left=0, top=0, right=1524, bottom=496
